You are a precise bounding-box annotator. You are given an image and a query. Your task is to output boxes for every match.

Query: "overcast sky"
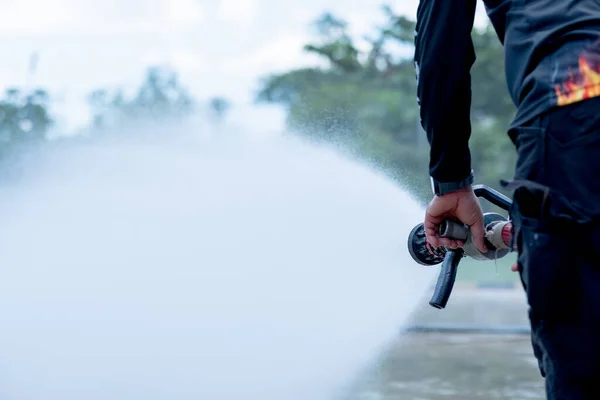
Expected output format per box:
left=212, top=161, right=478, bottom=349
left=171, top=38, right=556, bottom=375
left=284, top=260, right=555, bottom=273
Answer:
left=0, top=0, right=490, bottom=133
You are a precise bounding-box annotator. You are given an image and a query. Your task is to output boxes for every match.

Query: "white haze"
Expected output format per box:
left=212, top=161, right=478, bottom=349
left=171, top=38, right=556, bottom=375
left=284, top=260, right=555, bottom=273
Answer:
left=0, top=124, right=435, bottom=400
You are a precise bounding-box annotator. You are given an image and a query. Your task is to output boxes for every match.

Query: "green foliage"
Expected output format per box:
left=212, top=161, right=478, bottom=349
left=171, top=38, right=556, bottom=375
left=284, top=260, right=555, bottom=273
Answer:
left=256, top=5, right=517, bottom=205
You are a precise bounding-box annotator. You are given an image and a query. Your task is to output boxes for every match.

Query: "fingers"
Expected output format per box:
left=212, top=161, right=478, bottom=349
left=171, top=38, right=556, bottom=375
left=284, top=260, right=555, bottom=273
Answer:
left=425, top=218, right=463, bottom=249
left=436, top=237, right=463, bottom=249
left=424, top=224, right=440, bottom=248
left=427, top=219, right=483, bottom=252
left=468, top=219, right=488, bottom=253
left=424, top=211, right=442, bottom=248
left=424, top=193, right=476, bottom=252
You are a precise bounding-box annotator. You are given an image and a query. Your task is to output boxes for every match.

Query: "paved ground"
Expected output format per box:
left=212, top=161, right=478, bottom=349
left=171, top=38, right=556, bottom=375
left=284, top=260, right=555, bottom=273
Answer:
left=344, top=286, right=546, bottom=400
left=409, top=283, right=530, bottom=328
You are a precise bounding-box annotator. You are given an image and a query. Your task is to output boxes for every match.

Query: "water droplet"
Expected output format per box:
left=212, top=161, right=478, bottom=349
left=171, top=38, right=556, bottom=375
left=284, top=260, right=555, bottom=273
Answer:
left=494, top=249, right=500, bottom=276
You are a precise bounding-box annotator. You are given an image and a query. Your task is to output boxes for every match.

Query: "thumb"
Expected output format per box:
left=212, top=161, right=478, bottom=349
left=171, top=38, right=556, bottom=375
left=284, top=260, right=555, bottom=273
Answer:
left=469, top=218, right=488, bottom=253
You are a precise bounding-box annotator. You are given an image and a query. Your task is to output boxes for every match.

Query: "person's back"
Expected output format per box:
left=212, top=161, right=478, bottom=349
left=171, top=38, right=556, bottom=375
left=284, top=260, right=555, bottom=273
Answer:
left=414, top=1, right=600, bottom=399
left=484, top=0, right=600, bottom=136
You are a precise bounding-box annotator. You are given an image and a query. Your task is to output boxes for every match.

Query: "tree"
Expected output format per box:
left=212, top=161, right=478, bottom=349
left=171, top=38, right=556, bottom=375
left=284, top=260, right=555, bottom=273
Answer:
left=303, top=13, right=362, bottom=73
left=208, top=97, right=231, bottom=127
left=0, top=87, right=52, bottom=143
left=88, top=66, right=195, bottom=132
left=256, top=5, right=516, bottom=205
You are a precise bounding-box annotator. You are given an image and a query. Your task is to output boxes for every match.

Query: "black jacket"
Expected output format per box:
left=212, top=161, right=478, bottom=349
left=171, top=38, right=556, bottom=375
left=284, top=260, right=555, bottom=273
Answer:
left=414, top=0, right=600, bottom=184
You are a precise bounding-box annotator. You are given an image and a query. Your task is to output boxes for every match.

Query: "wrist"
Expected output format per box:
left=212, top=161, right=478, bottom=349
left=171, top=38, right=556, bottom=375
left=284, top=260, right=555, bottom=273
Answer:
left=430, top=170, right=474, bottom=196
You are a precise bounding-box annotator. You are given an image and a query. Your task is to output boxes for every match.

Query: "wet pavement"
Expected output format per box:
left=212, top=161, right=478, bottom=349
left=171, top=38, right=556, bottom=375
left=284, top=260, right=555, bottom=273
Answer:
left=344, top=286, right=546, bottom=400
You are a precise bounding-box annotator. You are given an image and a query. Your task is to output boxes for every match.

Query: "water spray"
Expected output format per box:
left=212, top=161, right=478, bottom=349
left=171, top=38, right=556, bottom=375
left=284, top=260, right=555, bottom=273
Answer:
left=0, top=131, right=438, bottom=400
left=407, top=184, right=515, bottom=309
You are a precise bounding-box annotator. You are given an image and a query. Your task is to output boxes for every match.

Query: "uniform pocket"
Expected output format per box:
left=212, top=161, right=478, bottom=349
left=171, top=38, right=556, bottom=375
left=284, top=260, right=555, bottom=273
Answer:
left=544, top=101, right=600, bottom=215
left=517, top=218, right=578, bottom=320
left=512, top=126, right=544, bottom=182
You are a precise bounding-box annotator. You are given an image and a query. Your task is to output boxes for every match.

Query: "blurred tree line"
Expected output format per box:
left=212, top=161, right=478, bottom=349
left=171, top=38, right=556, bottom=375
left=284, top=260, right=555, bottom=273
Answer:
left=0, top=65, right=230, bottom=179
left=0, top=65, right=230, bottom=142
left=256, top=5, right=517, bottom=206
left=87, top=67, right=194, bottom=132
left=0, top=4, right=517, bottom=207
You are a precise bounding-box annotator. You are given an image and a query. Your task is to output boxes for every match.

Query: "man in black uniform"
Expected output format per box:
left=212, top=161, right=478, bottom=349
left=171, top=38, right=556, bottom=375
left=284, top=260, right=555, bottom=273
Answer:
left=414, top=1, right=600, bottom=398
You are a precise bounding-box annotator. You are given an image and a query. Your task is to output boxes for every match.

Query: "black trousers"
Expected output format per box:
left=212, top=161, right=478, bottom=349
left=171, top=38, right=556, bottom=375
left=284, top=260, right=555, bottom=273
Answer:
left=508, top=96, right=600, bottom=399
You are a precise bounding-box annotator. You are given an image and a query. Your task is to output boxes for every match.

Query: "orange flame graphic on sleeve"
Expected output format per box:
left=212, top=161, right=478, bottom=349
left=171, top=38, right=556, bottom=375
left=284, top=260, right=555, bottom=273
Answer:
left=554, top=55, right=600, bottom=106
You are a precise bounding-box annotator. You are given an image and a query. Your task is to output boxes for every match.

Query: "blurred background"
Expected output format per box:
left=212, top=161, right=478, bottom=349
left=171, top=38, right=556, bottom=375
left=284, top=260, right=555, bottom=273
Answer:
left=0, top=0, right=515, bottom=197
left=0, top=0, right=545, bottom=399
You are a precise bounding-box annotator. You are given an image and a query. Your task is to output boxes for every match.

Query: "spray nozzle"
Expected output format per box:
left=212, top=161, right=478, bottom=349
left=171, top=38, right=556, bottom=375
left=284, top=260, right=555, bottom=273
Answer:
left=407, top=184, right=514, bottom=309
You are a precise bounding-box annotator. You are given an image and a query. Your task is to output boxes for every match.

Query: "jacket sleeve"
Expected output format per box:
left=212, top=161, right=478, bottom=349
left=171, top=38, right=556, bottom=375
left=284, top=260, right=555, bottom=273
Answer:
left=414, top=0, right=477, bottom=183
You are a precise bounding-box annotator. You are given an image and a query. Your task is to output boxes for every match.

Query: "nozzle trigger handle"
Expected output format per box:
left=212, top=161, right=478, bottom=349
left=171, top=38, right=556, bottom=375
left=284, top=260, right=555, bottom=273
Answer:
left=429, top=249, right=463, bottom=309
